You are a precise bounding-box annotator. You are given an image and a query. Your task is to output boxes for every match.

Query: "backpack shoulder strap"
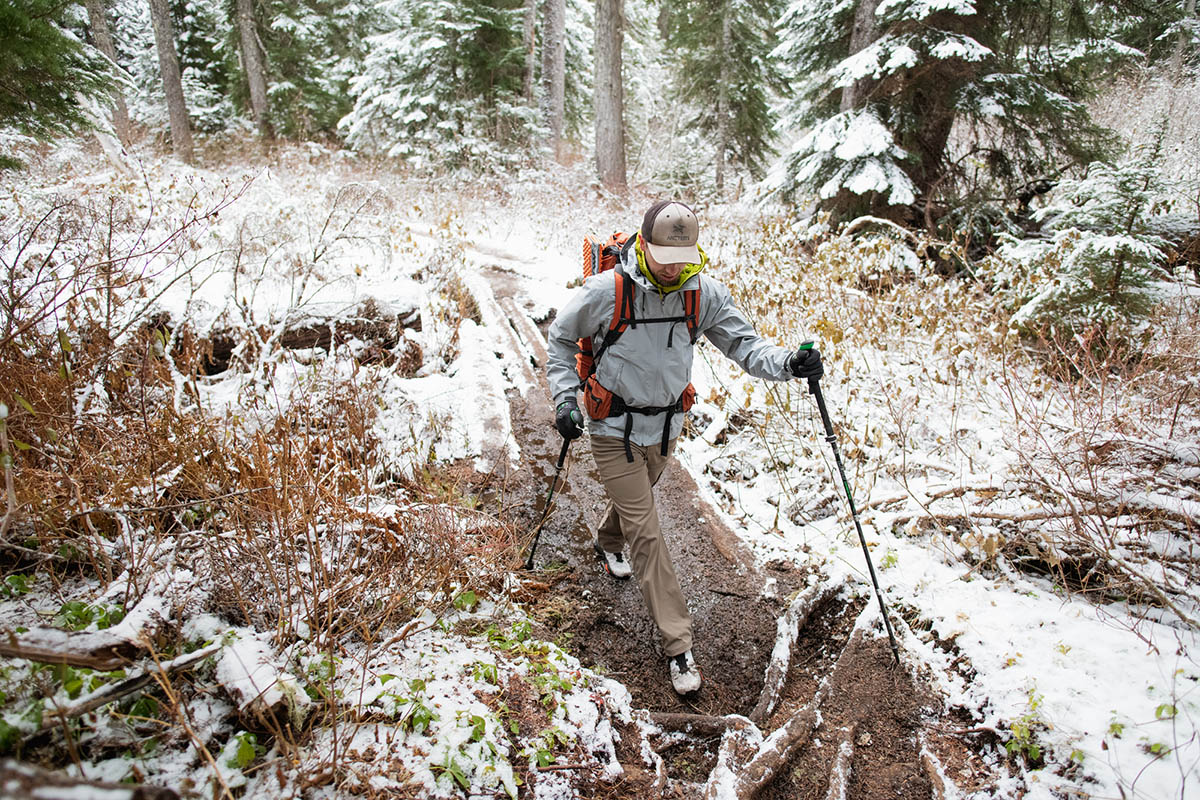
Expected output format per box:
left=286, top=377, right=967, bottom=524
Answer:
left=592, top=264, right=635, bottom=368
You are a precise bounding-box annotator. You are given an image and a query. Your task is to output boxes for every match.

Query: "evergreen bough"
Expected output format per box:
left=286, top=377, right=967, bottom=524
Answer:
left=0, top=0, right=113, bottom=168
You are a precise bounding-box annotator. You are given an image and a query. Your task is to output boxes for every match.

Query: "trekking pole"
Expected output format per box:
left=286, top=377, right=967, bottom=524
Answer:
left=523, top=438, right=571, bottom=570
left=800, top=341, right=901, bottom=665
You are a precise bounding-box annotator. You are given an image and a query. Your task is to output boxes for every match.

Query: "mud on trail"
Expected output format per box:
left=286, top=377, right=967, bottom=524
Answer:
left=475, top=265, right=972, bottom=799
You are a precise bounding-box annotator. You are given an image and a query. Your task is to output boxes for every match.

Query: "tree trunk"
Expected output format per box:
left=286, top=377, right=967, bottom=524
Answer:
left=1173, top=0, right=1197, bottom=80
left=715, top=5, right=731, bottom=195
left=147, top=0, right=194, bottom=162
left=522, top=0, right=538, bottom=103
left=236, top=0, right=273, bottom=139
left=541, top=0, right=565, bottom=159
left=840, top=0, right=880, bottom=112
left=84, top=0, right=130, bottom=145
left=594, top=0, right=627, bottom=192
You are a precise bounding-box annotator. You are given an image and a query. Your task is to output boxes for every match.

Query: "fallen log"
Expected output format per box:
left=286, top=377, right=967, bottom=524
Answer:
left=0, top=758, right=179, bottom=799
left=38, top=643, right=223, bottom=734
left=750, top=578, right=843, bottom=725
left=0, top=627, right=142, bottom=671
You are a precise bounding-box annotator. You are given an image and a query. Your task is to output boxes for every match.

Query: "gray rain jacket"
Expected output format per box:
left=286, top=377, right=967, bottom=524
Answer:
left=546, top=237, right=795, bottom=448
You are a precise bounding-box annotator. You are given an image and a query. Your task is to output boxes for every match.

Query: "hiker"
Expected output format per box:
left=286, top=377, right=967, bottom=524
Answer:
left=544, top=200, right=824, bottom=695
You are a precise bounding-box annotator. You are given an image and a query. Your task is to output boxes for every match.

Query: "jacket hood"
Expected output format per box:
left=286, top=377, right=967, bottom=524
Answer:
left=628, top=234, right=706, bottom=294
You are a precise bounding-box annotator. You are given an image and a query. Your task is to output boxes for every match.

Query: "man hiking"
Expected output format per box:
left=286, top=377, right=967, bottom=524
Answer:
left=545, top=200, right=823, bottom=695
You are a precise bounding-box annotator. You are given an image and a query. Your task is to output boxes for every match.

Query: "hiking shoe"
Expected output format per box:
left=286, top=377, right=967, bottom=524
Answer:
left=669, top=650, right=702, bottom=695
left=593, top=543, right=632, bottom=579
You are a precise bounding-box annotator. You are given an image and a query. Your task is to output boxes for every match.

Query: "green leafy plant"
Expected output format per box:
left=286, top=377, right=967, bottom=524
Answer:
left=471, top=661, right=499, bottom=685
left=453, top=590, right=478, bottom=612
left=1, top=574, right=33, bottom=599
left=52, top=601, right=125, bottom=631
left=1005, top=689, right=1046, bottom=765
left=431, top=752, right=469, bottom=790
left=227, top=731, right=262, bottom=769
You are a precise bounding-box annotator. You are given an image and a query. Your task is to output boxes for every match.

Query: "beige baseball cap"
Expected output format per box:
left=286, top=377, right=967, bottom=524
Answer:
left=640, top=200, right=701, bottom=265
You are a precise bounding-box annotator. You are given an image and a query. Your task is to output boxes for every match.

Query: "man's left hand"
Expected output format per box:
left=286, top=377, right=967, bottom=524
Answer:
left=789, top=346, right=823, bottom=380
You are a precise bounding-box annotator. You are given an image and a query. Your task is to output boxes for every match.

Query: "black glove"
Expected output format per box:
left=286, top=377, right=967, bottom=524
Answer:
left=789, top=346, right=823, bottom=380
left=555, top=398, right=584, bottom=440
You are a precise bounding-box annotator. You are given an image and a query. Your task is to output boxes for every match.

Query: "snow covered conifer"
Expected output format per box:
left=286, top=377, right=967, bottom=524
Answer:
left=341, top=0, right=537, bottom=170
left=666, top=0, right=786, bottom=194
left=991, top=142, right=1170, bottom=341
left=772, top=0, right=1137, bottom=229
left=0, top=0, right=112, bottom=167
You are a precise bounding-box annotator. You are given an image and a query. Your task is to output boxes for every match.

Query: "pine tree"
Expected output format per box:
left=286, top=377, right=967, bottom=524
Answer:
left=0, top=0, right=113, bottom=168
left=666, top=0, right=785, bottom=194
left=341, top=0, right=534, bottom=170
left=773, top=0, right=1142, bottom=228
left=255, top=0, right=380, bottom=138
left=994, top=141, right=1169, bottom=340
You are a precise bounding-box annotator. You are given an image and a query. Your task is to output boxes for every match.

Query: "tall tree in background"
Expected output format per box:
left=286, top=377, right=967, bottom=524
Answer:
left=147, top=0, right=194, bottom=161
left=594, top=0, right=626, bottom=191
left=0, top=1, right=112, bottom=168
left=541, top=0, right=566, bottom=159
left=773, top=0, right=1140, bottom=228
left=667, top=0, right=785, bottom=194
left=522, top=0, right=537, bottom=102
left=341, top=0, right=532, bottom=169
left=235, top=0, right=272, bottom=138
left=85, top=0, right=131, bottom=144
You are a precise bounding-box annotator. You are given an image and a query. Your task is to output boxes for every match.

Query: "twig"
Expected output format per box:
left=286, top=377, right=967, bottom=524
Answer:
left=39, top=643, right=222, bottom=734
left=535, top=763, right=591, bottom=772
left=66, top=487, right=275, bottom=521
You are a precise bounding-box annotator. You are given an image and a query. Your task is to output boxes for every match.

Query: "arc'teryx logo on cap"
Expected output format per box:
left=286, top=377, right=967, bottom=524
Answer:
left=640, top=200, right=701, bottom=264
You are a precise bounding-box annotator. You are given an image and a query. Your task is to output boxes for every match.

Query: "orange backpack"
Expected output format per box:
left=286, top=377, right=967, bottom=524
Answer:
left=574, top=232, right=701, bottom=460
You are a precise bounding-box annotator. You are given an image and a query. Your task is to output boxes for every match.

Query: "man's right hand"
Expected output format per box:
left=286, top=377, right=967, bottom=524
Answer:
left=555, top=398, right=584, bottom=440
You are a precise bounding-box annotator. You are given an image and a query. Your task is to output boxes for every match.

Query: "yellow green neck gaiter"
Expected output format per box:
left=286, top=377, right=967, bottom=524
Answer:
left=634, top=235, right=707, bottom=294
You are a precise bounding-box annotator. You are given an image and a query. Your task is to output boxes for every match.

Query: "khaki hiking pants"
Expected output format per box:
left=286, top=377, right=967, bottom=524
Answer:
left=591, top=435, right=693, bottom=658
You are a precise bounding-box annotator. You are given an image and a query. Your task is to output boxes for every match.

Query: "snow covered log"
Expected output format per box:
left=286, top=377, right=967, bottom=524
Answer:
left=822, top=724, right=857, bottom=800
left=216, top=630, right=311, bottom=726
left=37, top=643, right=223, bottom=734
left=279, top=297, right=420, bottom=351
left=0, top=758, right=179, bottom=799
left=0, top=627, right=141, bottom=670
left=750, top=578, right=843, bottom=725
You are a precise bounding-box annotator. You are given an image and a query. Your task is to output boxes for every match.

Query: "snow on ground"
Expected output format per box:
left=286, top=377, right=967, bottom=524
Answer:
left=2, top=143, right=1197, bottom=798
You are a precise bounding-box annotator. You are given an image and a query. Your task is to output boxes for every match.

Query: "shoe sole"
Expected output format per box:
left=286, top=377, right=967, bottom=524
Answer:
left=593, top=543, right=631, bottom=580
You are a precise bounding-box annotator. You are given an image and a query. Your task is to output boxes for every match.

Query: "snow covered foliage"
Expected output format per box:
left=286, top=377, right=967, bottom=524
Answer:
left=987, top=145, right=1171, bottom=339
left=257, top=0, right=382, bottom=137
left=0, top=0, right=113, bottom=166
left=770, top=0, right=1138, bottom=226
left=340, top=0, right=541, bottom=171
left=665, top=0, right=788, bottom=184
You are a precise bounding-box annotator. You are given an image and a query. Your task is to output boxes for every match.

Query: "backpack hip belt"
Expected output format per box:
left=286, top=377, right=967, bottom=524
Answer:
left=583, top=377, right=696, bottom=462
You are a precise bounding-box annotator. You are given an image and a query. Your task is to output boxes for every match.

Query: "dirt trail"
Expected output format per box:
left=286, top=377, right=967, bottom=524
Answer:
left=478, top=264, right=962, bottom=799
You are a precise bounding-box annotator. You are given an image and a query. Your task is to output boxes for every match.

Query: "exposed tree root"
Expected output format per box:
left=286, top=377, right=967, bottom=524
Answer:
left=822, top=724, right=857, bottom=800
left=750, top=578, right=844, bottom=725
left=918, top=729, right=964, bottom=800
left=703, top=604, right=876, bottom=800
